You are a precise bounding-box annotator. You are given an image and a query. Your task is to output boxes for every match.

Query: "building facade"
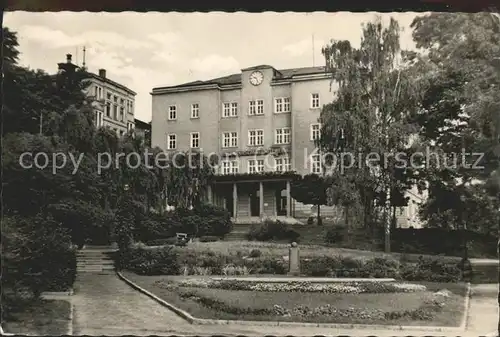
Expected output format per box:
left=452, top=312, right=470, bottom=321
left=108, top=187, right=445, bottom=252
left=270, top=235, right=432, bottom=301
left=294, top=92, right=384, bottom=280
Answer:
left=57, top=54, right=136, bottom=136
left=134, top=118, right=151, bottom=147
left=151, top=64, right=424, bottom=227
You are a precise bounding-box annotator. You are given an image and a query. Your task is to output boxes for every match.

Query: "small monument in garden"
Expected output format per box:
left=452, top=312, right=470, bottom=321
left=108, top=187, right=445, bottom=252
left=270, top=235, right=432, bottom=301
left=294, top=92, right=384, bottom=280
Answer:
left=288, top=242, right=300, bottom=276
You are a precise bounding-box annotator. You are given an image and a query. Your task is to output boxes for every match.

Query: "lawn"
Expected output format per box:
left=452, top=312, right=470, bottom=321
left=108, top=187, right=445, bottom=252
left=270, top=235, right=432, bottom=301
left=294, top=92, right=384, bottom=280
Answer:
left=3, top=299, right=71, bottom=335
left=124, top=271, right=467, bottom=327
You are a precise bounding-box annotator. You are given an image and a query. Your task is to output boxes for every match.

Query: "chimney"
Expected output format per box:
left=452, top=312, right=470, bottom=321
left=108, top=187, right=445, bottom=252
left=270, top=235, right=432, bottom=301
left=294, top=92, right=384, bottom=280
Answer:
left=98, top=69, right=106, bottom=78
left=66, top=54, right=72, bottom=63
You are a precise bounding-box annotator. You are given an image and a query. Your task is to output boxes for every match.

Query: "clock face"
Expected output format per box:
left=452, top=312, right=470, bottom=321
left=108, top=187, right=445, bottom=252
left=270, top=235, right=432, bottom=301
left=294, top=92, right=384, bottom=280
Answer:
left=249, top=71, right=264, bottom=86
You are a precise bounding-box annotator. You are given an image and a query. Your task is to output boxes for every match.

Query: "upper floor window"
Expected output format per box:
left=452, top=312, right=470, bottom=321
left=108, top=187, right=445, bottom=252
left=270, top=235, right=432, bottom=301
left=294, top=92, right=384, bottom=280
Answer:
left=106, top=102, right=111, bottom=117
left=248, top=159, right=264, bottom=173
left=107, top=92, right=112, bottom=100
left=248, top=129, right=264, bottom=146
left=222, top=132, right=238, bottom=148
left=167, top=134, right=177, bottom=149
left=120, top=106, right=125, bottom=122
left=311, top=93, right=320, bottom=109
left=249, top=99, right=264, bottom=115
left=275, top=157, right=291, bottom=172
left=275, top=127, right=291, bottom=144
left=223, top=102, right=238, bottom=118
left=113, top=95, right=118, bottom=103
left=221, top=160, right=239, bottom=175
left=168, top=105, right=177, bottom=120
left=310, top=123, right=321, bottom=141
left=274, top=97, right=291, bottom=113
left=191, top=103, right=200, bottom=118
left=190, top=132, right=200, bottom=148
left=310, top=154, right=322, bottom=174
left=120, top=98, right=124, bottom=105
left=127, top=122, right=134, bottom=131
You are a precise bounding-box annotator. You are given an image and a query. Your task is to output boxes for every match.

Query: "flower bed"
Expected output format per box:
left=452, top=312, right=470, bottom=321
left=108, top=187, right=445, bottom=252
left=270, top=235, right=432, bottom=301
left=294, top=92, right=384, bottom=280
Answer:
left=124, top=271, right=467, bottom=326
left=163, top=278, right=427, bottom=294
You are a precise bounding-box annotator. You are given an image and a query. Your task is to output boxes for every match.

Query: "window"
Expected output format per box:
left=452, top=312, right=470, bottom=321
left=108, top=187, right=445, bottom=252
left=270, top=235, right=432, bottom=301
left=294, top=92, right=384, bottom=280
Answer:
left=94, top=111, right=103, bottom=127
left=248, top=159, right=264, bottom=173
left=107, top=93, right=112, bottom=100
left=311, top=93, right=320, bottom=109
left=191, top=103, right=199, bottom=118
left=190, top=132, right=200, bottom=148
left=248, top=129, right=264, bottom=146
left=275, top=128, right=291, bottom=144
left=249, top=99, right=264, bottom=115
left=120, top=107, right=125, bottom=122
left=221, top=160, right=239, bottom=174
left=113, top=95, right=118, bottom=103
left=94, top=86, right=98, bottom=97
left=127, top=122, right=134, bottom=131
left=311, top=154, right=322, bottom=174
left=223, top=102, right=238, bottom=117
left=129, top=101, right=134, bottom=113
left=120, top=98, right=124, bottom=105
left=113, top=105, right=118, bottom=120
left=275, top=157, right=291, bottom=172
left=275, top=97, right=291, bottom=113
left=310, top=123, right=321, bottom=141
left=222, top=132, right=238, bottom=148
left=105, top=102, right=111, bottom=117
left=168, top=105, right=177, bottom=120
left=167, top=134, right=177, bottom=149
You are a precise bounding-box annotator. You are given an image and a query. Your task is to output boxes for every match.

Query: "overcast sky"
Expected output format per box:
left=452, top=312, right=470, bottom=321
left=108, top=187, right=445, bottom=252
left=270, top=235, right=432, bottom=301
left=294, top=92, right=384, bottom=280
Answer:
left=4, top=12, right=421, bottom=122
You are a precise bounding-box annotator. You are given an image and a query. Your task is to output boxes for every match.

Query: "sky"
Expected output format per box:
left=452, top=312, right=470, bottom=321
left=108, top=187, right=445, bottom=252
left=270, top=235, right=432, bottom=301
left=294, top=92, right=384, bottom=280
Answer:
left=4, top=12, right=422, bottom=122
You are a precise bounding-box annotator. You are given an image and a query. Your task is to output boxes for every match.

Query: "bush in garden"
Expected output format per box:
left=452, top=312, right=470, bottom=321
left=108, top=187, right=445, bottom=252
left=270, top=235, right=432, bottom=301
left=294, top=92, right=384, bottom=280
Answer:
left=362, top=257, right=401, bottom=279
left=199, top=236, right=220, bottom=242
left=121, top=246, right=180, bottom=275
left=193, top=203, right=233, bottom=237
left=324, top=225, right=347, bottom=244
left=2, top=214, right=76, bottom=320
left=249, top=249, right=262, bottom=258
left=246, top=219, right=300, bottom=242
left=400, top=256, right=462, bottom=283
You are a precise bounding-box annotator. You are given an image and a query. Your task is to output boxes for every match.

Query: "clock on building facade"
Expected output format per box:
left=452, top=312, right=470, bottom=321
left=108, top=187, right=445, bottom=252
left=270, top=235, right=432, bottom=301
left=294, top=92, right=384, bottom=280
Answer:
left=249, top=71, right=264, bottom=86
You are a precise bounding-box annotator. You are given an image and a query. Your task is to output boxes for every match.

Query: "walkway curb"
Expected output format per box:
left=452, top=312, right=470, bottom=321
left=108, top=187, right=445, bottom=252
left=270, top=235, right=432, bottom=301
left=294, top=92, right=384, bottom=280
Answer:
left=116, top=271, right=196, bottom=323
left=117, top=271, right=468, bottom=332
left=68, top=301, right=74, bottom=336
left=461, top=282, right=472, bottom=330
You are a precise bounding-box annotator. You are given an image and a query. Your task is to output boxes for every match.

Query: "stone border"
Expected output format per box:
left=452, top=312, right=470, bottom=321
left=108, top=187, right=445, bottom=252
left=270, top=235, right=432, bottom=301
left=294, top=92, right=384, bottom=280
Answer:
left=41, top=289, right=74, bottom=297
left=461, top=282, right=472, bottom=330
left=118, top=271, right=471, bottom=332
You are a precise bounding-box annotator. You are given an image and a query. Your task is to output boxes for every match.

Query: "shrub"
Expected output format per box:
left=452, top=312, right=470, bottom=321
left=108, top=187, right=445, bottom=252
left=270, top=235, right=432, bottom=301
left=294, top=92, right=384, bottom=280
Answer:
left=243, top=257, right=287, bottom=274
left=193, top=203, right=233, bottom=237
left=2, top=214, right=76, bottom=320
left=400, top=256, right=462, bottom=283
left=246, top=219, right=300, bottom=242
left=324, top=225, right=347, bottom=244
left=199, top=236, right=220, bottom=242
left=302, top=256, right=400, bottom=279
left=121, top=246, right=180, bottom=275
left=249, top=249, right=262, bottom=258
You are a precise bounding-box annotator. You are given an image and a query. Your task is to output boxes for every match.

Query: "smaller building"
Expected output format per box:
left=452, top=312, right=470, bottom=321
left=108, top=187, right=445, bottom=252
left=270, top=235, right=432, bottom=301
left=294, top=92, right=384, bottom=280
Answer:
left=57, top=54, right=137, bottom=137
left=134, top=118, right=151, bottom=147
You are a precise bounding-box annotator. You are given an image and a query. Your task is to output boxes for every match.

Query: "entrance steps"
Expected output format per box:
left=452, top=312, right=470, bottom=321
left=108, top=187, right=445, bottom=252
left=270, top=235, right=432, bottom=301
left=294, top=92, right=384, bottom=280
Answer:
left=76, top=246, right=116, bottom=274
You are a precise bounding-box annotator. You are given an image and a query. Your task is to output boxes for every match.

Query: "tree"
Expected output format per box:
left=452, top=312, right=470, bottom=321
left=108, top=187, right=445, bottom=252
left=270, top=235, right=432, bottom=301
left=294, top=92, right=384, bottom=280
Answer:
left=319, top=16, right=422, bottom=251
left=290, top=174, right=328, bottom=225
left=410, top=12, right=500, bottom=232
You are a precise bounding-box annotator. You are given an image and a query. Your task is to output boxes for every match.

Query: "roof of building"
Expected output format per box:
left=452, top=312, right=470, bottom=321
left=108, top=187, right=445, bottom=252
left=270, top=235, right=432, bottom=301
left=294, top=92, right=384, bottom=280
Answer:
left=134, top=118, right=151, bottom=129
left=153, top=65, right=328, bottom=91
left=86, top=72, right=136, bottom=96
